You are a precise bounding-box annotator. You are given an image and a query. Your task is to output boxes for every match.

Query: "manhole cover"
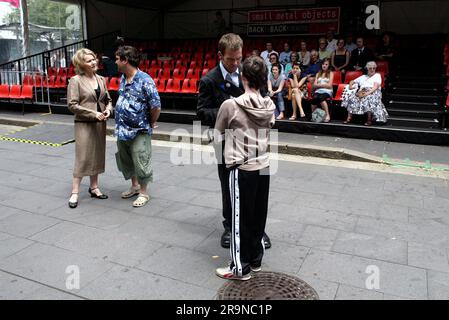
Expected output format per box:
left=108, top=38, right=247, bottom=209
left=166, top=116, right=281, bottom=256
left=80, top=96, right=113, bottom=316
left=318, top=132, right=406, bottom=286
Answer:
left=216, top=271, right=319, bottom=300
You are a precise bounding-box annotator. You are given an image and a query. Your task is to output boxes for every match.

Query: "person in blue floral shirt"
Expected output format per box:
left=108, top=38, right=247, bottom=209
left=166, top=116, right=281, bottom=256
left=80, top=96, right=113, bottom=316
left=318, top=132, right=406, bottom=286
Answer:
left=114, top=46, right=161, bottom=207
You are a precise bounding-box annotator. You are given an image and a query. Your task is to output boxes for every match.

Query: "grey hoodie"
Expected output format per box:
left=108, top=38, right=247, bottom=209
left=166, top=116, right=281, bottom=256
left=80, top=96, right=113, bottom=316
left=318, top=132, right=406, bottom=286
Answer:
left=215, top=91, right=276, bottom=171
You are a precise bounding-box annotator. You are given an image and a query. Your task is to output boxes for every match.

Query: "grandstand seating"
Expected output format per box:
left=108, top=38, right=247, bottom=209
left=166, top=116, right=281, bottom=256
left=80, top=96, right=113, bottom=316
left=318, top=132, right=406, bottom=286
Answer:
left=181, top=79, right=198, bottom=94
left=165, top=79, right=181, bottom=93
left=332, top=71, right=342, bottom=85
left=0, top=84, right=10, bottom=99
left=344, top=71, right=363, bottom=84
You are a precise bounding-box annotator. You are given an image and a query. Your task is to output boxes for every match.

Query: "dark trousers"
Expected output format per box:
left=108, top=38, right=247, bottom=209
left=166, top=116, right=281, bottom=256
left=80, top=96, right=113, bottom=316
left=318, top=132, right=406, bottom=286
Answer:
left=218, top=162, right=232, bottom=230
left=229, top=168, right=270, bottom=276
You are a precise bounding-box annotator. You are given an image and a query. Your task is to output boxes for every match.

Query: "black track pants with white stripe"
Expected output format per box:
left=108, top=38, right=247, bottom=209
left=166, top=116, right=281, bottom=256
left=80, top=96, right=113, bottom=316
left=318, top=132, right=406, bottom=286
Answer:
left=229, top=168, right=270, bottom=276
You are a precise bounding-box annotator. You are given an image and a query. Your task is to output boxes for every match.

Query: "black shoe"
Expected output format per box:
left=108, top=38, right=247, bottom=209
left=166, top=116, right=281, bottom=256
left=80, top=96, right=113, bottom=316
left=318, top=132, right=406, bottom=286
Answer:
left=68, top=193, right=78, bottom=209
left=263, top=233, right=272, bottom=249
left=221, top=229, right=231, bottom=248
left=88, top=187, right=108, bottom=199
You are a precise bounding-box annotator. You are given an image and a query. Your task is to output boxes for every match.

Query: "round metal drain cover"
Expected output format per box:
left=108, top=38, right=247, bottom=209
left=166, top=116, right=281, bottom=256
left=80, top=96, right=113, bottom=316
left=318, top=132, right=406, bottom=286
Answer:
left=216, top=271, right=319, bottom=300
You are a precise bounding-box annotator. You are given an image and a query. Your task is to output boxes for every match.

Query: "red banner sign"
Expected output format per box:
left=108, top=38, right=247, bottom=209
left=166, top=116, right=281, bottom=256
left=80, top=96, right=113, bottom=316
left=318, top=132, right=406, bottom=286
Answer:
left=0, top=0, right=20, bottom=8
left=247, top=7, right=340, bottom=36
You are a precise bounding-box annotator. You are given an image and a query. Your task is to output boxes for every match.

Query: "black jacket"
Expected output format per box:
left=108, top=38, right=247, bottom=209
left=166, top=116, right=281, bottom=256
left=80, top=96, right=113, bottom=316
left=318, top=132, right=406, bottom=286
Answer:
left=349, top=47, right=375, bottom=70
left=197, top=66, right=244, bottom=127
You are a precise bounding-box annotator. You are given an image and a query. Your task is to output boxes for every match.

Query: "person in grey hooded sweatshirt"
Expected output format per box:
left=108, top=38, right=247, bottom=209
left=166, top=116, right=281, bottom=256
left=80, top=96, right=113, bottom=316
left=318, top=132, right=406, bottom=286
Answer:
left=214, top=55, right=275, bottom=281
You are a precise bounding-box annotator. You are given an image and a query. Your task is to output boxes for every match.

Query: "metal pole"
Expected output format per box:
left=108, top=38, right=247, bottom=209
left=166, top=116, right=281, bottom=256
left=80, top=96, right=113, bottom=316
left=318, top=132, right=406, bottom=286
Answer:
left=19, top=0, right=30, bottom=57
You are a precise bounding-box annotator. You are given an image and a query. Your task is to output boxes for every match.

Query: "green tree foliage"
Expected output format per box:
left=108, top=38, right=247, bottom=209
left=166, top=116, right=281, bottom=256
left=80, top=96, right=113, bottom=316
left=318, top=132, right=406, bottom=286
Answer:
left=4, top=0, right=74, bottom=47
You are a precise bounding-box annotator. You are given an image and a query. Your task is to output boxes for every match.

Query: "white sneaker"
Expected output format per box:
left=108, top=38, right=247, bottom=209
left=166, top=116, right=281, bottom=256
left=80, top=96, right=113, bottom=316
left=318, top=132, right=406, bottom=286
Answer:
left=250, top=266, right=262, bottom=272
left=215, top=266, right=251, bottom=281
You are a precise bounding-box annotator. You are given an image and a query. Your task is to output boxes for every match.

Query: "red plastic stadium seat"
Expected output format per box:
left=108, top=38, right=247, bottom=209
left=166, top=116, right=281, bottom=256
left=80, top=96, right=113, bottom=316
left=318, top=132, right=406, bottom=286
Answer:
left=55, top=76, right=67, bottom=88
left=9, top=85, right=22, bottom=99
left=155, top=78, right=166, bottom=93
left=158, top=68, right=171, bottom=81
left=165, top=79, right=181, bottom=93
left=344, top=71, right=363, bottom=84
left=47, top=67, right=57, bottom=77
left=34, top=75, right=43, bottom=87
left=201, top=68, right=209, bottom=77
left=186, top=68, right=201, bottom=81
left=172, top=68, right=186, bottom=81
left=378, top=71, right=385, bottom=88
left=108, top=77, right=120, bottom=91
left=446, top=93, right=449, bottom=109
left=181, top=79, right=198, bottom=94
left=148, top=67, right=159, bottom=79
left=20, top=85, right=33, bottom=100
left=57, top=68, right=68, bottom=77
left=47, top=76, right=57, bottom=88
left=0, top=84, right=10, bottom=99
left=376, top=61, right=389, bottom=75
left=307, top=82, right=313, bottom=100
left=203, top=59, right=217, bottom=69
left=22, top=74, right=33, bottom=85
left=189, top=61, right=198, bottom=70
left=150, top=60, right=160, bottom=68
left=333, top=84, right=346, bottom=101
left=68, top=68, right=76, bottom=78
left=332, top=71, right=342, bottom=85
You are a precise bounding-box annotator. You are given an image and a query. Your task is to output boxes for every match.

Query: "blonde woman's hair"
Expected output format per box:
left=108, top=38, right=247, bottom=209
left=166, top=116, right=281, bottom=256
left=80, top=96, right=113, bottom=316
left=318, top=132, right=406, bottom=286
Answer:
left=72, top=48, right=97, bottom=75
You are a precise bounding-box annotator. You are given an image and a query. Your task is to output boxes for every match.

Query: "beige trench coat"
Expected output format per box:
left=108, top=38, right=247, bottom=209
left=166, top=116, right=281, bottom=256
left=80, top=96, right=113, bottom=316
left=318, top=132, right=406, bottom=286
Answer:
left=67, top=74, right=113, bottom=178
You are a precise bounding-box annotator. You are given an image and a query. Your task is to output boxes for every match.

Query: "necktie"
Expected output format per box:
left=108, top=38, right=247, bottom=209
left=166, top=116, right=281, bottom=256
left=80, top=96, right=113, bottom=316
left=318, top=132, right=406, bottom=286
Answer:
left=225, top=73, right=233, bottom=85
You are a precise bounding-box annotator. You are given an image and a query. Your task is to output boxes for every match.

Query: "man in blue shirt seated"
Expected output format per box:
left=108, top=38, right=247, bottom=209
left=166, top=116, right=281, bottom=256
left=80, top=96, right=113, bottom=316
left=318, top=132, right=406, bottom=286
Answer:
left=301, top=50, right=322, bottom=83
left=114, top=45, right=161, bottom=208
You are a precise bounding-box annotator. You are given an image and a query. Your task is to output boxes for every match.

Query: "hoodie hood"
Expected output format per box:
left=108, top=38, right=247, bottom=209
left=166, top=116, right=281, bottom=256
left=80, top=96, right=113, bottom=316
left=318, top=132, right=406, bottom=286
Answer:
left=233, top=92, right=276, bottom=127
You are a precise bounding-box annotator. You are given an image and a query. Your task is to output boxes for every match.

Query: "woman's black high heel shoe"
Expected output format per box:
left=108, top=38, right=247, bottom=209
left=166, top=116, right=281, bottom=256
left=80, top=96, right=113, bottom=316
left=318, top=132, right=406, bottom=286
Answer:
left=68, top=193, right=78, bottom=208
left=88, top=187, right=108, bottom=199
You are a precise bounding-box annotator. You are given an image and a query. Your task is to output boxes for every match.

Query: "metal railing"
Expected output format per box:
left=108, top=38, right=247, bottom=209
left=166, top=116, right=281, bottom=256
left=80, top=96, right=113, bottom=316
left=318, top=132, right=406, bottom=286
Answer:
left=0, top=30, right=120, bottom=84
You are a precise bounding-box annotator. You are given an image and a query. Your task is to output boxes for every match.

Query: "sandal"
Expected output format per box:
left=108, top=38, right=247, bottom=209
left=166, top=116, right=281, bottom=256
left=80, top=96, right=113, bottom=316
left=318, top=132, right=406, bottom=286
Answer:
left=289, top=116, right=297, bottom=120
left=88, top=187, right=108, bottom=199
left=364, top=120, right=372, bottom=126
left=68, top=193, right=78, bottom=209
left=121, top=185, right=140, bottom=199
left=343, top=116, right=352, bottom=124
left=323, top=116, right=331, bottom=123
left=133, top=194, right=150, bottom=207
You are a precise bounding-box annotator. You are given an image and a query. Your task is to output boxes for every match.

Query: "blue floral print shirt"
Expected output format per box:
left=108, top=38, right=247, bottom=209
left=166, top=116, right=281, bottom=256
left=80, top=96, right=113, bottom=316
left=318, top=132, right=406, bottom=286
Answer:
left=115, top=70, right=161, bottom=141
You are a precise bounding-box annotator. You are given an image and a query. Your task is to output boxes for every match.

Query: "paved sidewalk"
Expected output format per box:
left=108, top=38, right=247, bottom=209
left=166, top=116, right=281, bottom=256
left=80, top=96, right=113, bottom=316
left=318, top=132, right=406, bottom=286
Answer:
left=1, top=118, right=449, bottom=300
left=1, top=110, right=449, bottom=167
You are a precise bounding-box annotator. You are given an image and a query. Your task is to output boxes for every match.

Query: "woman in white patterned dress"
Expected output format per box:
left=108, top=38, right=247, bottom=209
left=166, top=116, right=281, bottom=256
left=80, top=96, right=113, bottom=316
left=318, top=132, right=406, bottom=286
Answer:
left=341, top=61, right=388, bottom=126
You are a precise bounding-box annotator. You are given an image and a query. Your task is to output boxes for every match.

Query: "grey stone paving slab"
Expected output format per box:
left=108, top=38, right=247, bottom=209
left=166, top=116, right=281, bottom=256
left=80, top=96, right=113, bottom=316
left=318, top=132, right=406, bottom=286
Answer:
left=30, top=221, right=90, bottom=245
left=0, top=243, right=114, bottom=293
left=159, top=201, right=220, bottom=228
left=115, top=216, right=214, bottom=250
left=177, top=177, right=221, bottom=193
left=298, top=249, right=428, bottom=299
left=137, top=244, right=218, bottom=287
left=189, top=191, right=222, bottom=211
left=0, top=191, right=67, bottom=215
left=356, top=216, right=449, bottom=248
left=260, top=242, right=309, bottom=275
left=0, top=205, right=24, bottom=220
left=335, top=284, right=384, bottom=300
left=295, top=276, right=339, bottom=300
left=0, top=158, right=47, bottom=174
left=428, top=270, right=449, bottom=300
left=297, top=226, right=339, bottom=251
left=22, top=286, right=84, bottom=300
left=383, top=180, right=437, bottom=198
left=193, top=230, right=229, bottom=257
left=69, top=209, right=140, bottom=231
left=435, top=186, right=449, bottom=200
left=264, top=218, right=307, bottom=245
left=270, top=203, right=357, bottom=232
left=0, top=211, right=60, bottom=238
left=79, top=265, right=216, bottom=299
left=34, top=223, right=163, bottom=268
left=0, top=270, right=47, bottom=300
left=0, top=234, right=34, bottom=260
left=317, top=196, right=409, bottom=222
left=332, top=232, right=408, bottom=264
left=150, top=184, right=204, bottom=204
left=408, top=242, right=449, bottom=273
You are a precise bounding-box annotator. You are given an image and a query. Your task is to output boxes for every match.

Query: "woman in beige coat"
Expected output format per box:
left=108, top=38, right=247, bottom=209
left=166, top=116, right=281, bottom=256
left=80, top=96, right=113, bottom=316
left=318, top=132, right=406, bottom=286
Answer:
left=67, top=48, right=113, bottom=208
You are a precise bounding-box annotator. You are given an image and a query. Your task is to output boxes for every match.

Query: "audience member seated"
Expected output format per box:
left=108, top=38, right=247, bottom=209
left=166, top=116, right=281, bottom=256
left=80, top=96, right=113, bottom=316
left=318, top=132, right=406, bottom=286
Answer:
left=345, top=33, right=357, bottom=53
left=251, top=49, right=261, bottom=57
left=311, top=58, right=334, bottom=123
left=267, top=64, right=286, bottom=120
left=349, top=37, right=375, bottom=71
left=302, top=50, right=321, bottom=82
left=318, top=37, right=332, bottom=60
left=267, top=52, right=284, bottom=74
left=376, top=32, right=395, bottom=62
left=326, top=29, right=338, bottom=53
left=331, top=38, right=350, bottom=74
left=298, top=40, right=311, bottom=70
left=279, top=42, right=292, bottom=67
left=341, top=61, right=388, bottom=126
left=261, top=42, right=278, bottom=65
left=284, top=51, right=299, bottom=76
left=287, top=62, right=309, bottom=120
